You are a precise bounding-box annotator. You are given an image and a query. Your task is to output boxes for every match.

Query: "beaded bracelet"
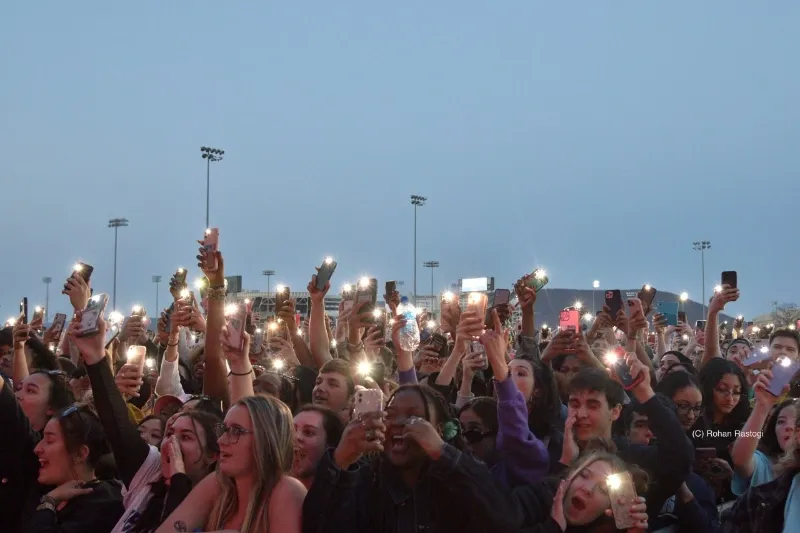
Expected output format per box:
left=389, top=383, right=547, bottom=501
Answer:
left=207, top=287, right=226, bottom=301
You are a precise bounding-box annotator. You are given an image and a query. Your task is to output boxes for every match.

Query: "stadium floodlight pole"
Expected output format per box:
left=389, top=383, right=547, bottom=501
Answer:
left=423, top=261, right=440, bottom=314
left=592, top=280, right=600, bottom=314
left=200, top=146, right=225, bottom=228
left=108, top=218, right=129, bottom=311
left=42, top=277, right=52, bottom=323
left=262, top=270, right=275, bottom=312
left=693, top=241, right=711, bottom=317
left=411, top=195, right=427, bottom=306
left=152, top=276, right=162, bottom=316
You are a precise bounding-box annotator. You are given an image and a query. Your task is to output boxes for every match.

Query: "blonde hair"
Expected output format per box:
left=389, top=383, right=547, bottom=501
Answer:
left=206, top=395, right=295, bottom=533
left=775, top=407, right=800, bottom=476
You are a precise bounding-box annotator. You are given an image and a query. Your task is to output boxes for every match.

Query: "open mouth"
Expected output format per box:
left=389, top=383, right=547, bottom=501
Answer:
left=219, top=452, right=232, bottom=461
left=571, top=496, right=586, bottom=511
left=390, top=436, right=408, bottom=453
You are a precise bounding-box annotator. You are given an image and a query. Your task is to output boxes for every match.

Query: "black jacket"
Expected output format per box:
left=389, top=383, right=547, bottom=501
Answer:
left=303, top=445, right=521, bottom=533
left=24, top=479, right=124, bottom=533
left=0, top=378, right=41, bottom=532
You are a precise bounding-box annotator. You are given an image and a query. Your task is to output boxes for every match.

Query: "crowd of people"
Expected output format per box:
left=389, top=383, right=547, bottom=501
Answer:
left=1, top=238, right=798, bottom=533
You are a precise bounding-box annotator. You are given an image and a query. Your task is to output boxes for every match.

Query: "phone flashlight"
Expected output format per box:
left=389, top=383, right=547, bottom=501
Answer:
left=426, top=320, right=436, bottom=330
left=205, top=228, right=211, bottom=236
left=255, top=328, right=262, bottom=334
left=372, top=309, right=382, bottom=319
left=224, top=304, right=239, bottom=316
left=342, top=284, right=353, bottom=293
left=714, top=285, right=723, bottom=293
left=145, top=358, right=155, bottom=370
left=48, top=343, right=55, bottom=352
left=35, top=306, right=42, bottom=313
left=73, top=263, right=83, bottom=272
left=737, top=315, right=744, bottom=320
left=388, top=318, right=395, bottom=326
left=194, top=278, right=206, bottom=289
left=357, top=361, right=372, bottom=376
left=331, top=339, right=337, bottom=348
left=272, top=359, right=285, bottom=371
left=760, top=346, right=769, bottom=353
left=644, top=285, right=651, bottom=291
left=604, top=351, right=618, bottom=365
left=268, top=322, right=279, bottom=332
left=606, top=474, right=622, bottom=491
left=468, top=292, right=481, bottom=304
left=324, top=256, right=334, bottom=264
left=132, top=305, right=142, bottom=314
left=779, top=357, right=792, bottom=368
left=443, top=292, right=455, bottom=303
left=6, top=318, right=15, bottom=327
left=276, top=285, right=286, bottom=294
left=108, top=311, right=124, bottom=325
left=359, top=277, right=370, bottom=288
left=541, top=323, right=549, bottom=330
left=534, top=269, right=547, bottom=279
left=682, top=334, right=689, bottom=341
left=574, top=301, right=583, bottom=310
left=180, top=289, right=190, bottom=300
left=91, top=295, right=101, bottom=303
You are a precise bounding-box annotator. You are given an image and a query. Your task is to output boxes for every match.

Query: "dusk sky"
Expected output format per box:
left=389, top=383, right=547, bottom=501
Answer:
left=2, top=2, right=798, bottom=321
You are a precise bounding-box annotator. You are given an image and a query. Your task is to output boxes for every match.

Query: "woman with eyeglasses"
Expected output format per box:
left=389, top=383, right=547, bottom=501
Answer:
left=156, top=395, right=306, bottom=533
left=729, top=372, right=797, bottom=495
left=654, top=371, right=704, bottom=432
left=20, top=403, right=125, bottom=532
left=71, top=316, right=222, bottom=533
left=691, top=358, right=751, bottom=505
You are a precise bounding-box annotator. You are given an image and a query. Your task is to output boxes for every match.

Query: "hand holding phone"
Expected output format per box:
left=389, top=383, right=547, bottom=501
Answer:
left=559, top=309, right=580, bottom=334
left=524, top=269, right=548, bottom=292
left=20, top=298, right=28, bottom=325
left=767, top=357, right=800, bottom=397
left=353, top=389, right=384, bottom=419
left=604, top=290, right=623, bottom=318
left=607, top=472, right=638, bottom=530
left=77, top=294, right=109, bottom=337
left=315, top=258, right=337, bottom=291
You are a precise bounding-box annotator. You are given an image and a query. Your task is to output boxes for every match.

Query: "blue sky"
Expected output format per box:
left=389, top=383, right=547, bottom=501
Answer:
left=1, top=1, right=798, bottom=321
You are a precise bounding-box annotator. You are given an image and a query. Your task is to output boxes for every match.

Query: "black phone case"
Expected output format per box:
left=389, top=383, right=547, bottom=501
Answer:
left=721, top=271, right=737, bottom=289
left=605, top=290, right=623, bottom=316
left=316, top=262, right=337, bottom=290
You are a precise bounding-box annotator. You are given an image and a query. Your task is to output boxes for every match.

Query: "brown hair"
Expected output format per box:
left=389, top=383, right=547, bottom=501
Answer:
left=775, top=407, right=800, bottom=476
left=319, top=358, right=355, bottom=397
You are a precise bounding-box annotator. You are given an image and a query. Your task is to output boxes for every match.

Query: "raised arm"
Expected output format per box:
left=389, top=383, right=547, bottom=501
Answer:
left=308, top=276, right=333, bottom=369
left=198, top=247, right=230, bottom=409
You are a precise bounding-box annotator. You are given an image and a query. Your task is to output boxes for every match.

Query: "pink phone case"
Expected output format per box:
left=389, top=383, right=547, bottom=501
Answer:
left=203, top=228, right=219, bottom=271
left=627, top=298, right=643, bottom=316
left=559, top=309, right=580, bottom=333
left=608, top=472, right=638, bottom=530
left=467, top=293, right=488, bottom=318
left=225, top=305, right=245, bottom=351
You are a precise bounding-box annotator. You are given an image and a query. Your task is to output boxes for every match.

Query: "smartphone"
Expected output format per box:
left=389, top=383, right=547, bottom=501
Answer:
left=274, top=286, right=290, bottom=313
left=202, top=228, right=220, bottom=271
left=678, top=311, right=687, bottom=324
left=491, top=289, right=511, bottom=308
left=742, top=349, right=772, bottom=368
left=721, top=271, right=737, bottom=289
left=656, top=301, right=679, bottom=327
left=696, top=320, right=707, bottom=331
left=353, top=389, right=385, bottom=419
left=77, top=294, right=109, bottom=337
left=51, top=313, right=67, bottom=337
left=385, top=281, right=397, bottom=300
left=423, top=332, right=449, bottom=358
left=252, top=328, right=264, bottom=354
left=637, top=285, right=657, bottom=308
left=559, top=309, right=580, bottom=333
left=768, top=357, right=800, bottom=397
left=604, top=290, right=624, bottom=317
left=467, top=292, right=488, bottom=318
left=72, top=262, right=94, bottom=283
left=469, top=341, right=488, bottom=370
left=695, top=448, right=717, bottom=462
left=355, top=278, right=378, bottom=320
left=524, top=269, right=548, bottom=292
left=20, top=298, right=28, bottom=324
left=316, top=258, right=337, bottom=290
left=132, top=306, right=147, bottom=318
left=607, top=472, right=638, bottom=530
left=32, top=306, right=44, bottom=325
left=606, top=346, right=644, bottom=391
left=126, top=345, right=147, bottom=373
left=173, top=268, right=188, bottom=291
left=224, top=303, right=246, bottom=351
left=626, top=297, right=643, bottom=317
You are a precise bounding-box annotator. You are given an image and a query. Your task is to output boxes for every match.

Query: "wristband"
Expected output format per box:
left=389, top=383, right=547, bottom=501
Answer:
left=229, top=367, right=254, bottom=377
left=207, top=287, right=226, bottom=301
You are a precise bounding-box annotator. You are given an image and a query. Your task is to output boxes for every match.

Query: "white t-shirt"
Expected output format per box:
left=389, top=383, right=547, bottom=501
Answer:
left=112, top=445, right=163, bottom=533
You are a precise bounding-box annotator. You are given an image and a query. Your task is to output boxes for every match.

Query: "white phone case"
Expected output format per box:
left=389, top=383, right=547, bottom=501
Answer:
left=354, top=389, right=384, bottom=419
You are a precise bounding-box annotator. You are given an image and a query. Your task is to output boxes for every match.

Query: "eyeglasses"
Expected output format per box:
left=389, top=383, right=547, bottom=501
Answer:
left=675, top=404, right=703, bottom=415
left=462, top=428, right=496, bottom=444
left=714, top=388, right=742, bottom=398
left=214, top=423, right=254, bottom=444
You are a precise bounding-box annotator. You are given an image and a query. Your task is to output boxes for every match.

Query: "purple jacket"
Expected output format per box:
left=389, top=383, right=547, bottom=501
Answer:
left=492, top=377, right=550, bottom=488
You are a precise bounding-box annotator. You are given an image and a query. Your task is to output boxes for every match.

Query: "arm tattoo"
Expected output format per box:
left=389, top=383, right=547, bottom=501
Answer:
left=173, top=521, right=188, bottom=532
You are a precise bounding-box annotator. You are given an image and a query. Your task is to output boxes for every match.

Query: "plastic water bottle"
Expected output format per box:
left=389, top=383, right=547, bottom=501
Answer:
left=396, top=297, right=421, bottom=351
